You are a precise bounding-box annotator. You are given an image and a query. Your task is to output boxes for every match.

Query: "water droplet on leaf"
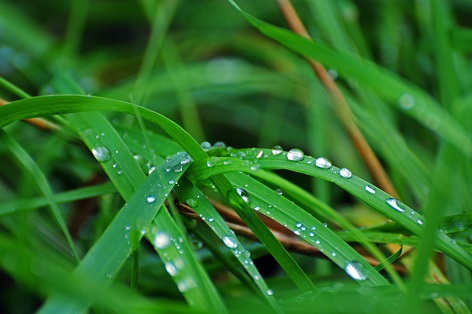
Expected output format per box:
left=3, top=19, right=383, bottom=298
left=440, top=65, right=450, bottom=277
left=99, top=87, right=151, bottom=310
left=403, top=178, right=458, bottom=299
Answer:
left=147, top=196, right=156, bottom=203
left=236, top=187, right=250, bottom=203
left=339, top=168, right=352, bottom=178
left=186, top=198, right=198, bottom=208
left=386, top=198, right=405, bottom=212
left=344, top=261, right=368, bottom=281
left=153, top=232, right=171, bottom=249
left=287, top=148, right=304, bottom=161
left=213, top=141, right=226, bottom=148
left=271, top=145, right=283, bottom=155
left=364, top=185, right=376, bottom=194
left=399, top=93, right=415, bottom=110
left=92, top=147, right=111, bottom=162
left=201, top=141, right=211, bottom=150
left=315, top=157, right=332, bottom=169
left=222, top=236, right=238, bottom=249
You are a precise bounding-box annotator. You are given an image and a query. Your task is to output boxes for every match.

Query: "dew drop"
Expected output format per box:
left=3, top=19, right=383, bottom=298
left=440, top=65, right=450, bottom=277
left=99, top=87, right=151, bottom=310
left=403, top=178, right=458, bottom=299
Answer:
left=169, top=179, right=175, bottom=185
left=213, top=141, right=226, bottom=148
left=236, top=187, right=250, bottom=203
left=386, top=198, right=405, bottom=212
left=399, top=93, right=415, bottom=110
left=250, top=164, right=261, bottom=171
left=255, top=150, right=264, bottom=158
left=222, top=236, right=238, bottom=249
left=275, top=189, right=283, bottom=195
left=165, top=262, right=179, bottom=276
left=271, top=145, right=283, bottom=155
left=287, top=148, right=304, bottom=161
left=174, top=165, right=183, bottom=173
left=417, top=219, right=423, bottom=225
left=344, top=261, right=368, bottom=281
left=206, top=156, right=220, bottom=167
left=153, top=232, right=171, bottom=249
left=364, top=185, right=376, bottom=194
left=254, top=206, right=260, bottom=211
left=201, top=141, right=211, bottom=150
left=315, top=157, right=332, bottom=169
left=92, top=147, right=111, bottom=162
left=339, top=168, right=352, bottom=178
left=148, top=166, right=156, bottom=174
left=147, top=196, right=156, bottom=203
left=267, top=289, right=274, bottom=296
left=186, top=198, right=198, bottom=208
left=180, top=154, right=192, bottom=165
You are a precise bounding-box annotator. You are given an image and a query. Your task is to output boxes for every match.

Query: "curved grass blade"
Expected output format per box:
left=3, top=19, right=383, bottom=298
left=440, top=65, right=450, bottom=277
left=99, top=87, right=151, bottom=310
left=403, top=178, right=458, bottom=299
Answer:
left=225, top=172, right=388, bottom=286
left=0, top=130, right=80, bottom=262
left=173, top=178, right=281, bottom=310
left=38, top=152, right=192, bottom=313
left=187, top=149, right=472, bottom=271
left=0, top=95, right=208, bottom=160
left=235, top=168, right=404, bottom=286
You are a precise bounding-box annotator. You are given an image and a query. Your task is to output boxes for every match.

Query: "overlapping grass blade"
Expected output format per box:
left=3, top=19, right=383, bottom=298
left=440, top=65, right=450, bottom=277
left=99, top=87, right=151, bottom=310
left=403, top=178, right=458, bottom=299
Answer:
left=0, top=130, right=80, bottom=262
left=224, top=172, right=388, bottom=286
left=0, top=95, right=207, bottom=160
left=174, top=178, right=280, bottom=310
left=147, top=204, right=227, bottom=313
left=186, top=149, right=472, bottom=270
left=38, top=152, right=194, bottom=313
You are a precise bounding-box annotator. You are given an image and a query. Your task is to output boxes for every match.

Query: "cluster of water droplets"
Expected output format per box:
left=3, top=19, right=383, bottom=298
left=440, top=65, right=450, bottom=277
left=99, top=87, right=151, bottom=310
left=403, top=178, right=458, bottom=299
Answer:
left=149, top=227, right=198, bottom=293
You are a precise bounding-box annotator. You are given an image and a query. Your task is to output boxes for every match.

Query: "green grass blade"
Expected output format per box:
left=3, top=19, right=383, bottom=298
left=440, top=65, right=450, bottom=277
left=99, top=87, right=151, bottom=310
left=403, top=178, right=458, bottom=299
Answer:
left=147, top=205, right=228, bottom=313
left=187, top=148, right=472, bottom=270
left=0, top=95, right=208, bottom=160
left=0, top=130, right=80, bottom=262
left=38, top=152, right=192, bottom=313
left=173, top=178, right=281, bottom=310
left=225, top=172, right=388, bottom=286
left=0, top=183, right=116, bottom=216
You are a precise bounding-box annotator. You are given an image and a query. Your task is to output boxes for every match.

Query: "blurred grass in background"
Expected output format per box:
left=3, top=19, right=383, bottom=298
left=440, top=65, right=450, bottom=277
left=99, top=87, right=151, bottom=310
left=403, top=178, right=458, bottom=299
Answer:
left=1, top=0, right=472, bottom=313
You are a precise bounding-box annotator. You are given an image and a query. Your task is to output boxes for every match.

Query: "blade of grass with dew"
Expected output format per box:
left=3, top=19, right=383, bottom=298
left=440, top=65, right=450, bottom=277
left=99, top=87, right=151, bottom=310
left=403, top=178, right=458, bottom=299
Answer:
left=220, top=177, right=316, bottom=291
left=0, top=94, right=319, bottom=292
left=38, top=152, right=196, bottom=313
left=146, top=206, right=228, bottom=313
left=0, top=95, right=208, bottom=160
left=223, top=171, right=389, bottom=286
left=225, top=1, right=472, bottom=159
left=248, top=168, right=403, bottom=285
left=0, top=234, right=193, bottom=314
left=173, top=178, right=280, bottom=309
left=0, top=130, right=80, bottom=262
left=186, top=149, right=472, bottom=270
left=39, top=76, right=227, bottom=311
left=0, top=182, right=116, bottom=216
